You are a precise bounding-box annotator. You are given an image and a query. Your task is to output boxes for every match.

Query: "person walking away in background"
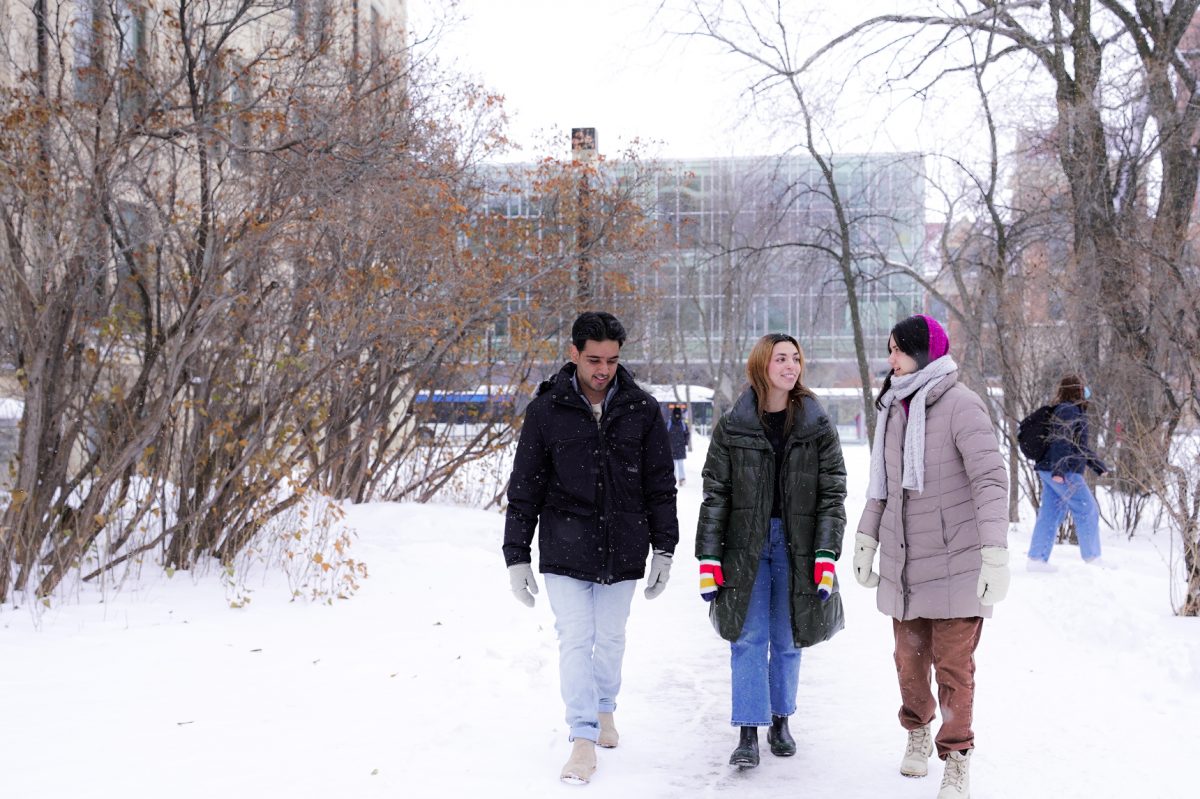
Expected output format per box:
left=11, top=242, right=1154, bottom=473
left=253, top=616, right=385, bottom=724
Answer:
left=695, top=333, right=848, bottom=770
left=1027, top=374, right=1109, bottom=571
left=852, top=314, right=1010, bottom=799
left=667, top=406, right=691, bottom=486
left=502, top=311, right=679, bottom=785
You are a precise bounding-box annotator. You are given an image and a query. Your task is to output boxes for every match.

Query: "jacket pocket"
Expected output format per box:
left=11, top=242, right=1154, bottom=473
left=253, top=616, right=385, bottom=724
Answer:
left=550, top=438, right=598, bottom=507
left=709, top=585, right=743, bottom=641
left=789, top=553, right=817, bottom=596
left=787, top=512, right=817, bottom=552
left=610, top=510, right=650, bottom=574
left=539, top=505, right=594, bottom=570
left=717, top=545, right=747, bottom=588
left=791, top=592, right=845, bottom=648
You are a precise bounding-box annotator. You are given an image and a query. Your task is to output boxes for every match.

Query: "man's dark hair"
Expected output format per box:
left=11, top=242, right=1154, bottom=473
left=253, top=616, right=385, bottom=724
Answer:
left=571, top=311, right=626, bottom=350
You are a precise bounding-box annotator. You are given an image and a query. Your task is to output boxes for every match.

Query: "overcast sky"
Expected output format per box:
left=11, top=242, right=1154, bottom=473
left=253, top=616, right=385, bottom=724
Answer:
left=406, top=0, right=947, bottom=162
left=405, top=0, right=743, bottom=161
left=404, top=0, right=1040, bottom=208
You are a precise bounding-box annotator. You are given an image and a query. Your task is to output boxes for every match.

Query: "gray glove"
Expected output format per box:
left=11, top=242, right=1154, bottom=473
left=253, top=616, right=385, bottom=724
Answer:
left=643, top=551, right=673, bottom=599
left=508, top=563, right=539, bottom=607
left=977, top=547, right=1010, bottom=606
left=852, top=532, right=881, bottom=588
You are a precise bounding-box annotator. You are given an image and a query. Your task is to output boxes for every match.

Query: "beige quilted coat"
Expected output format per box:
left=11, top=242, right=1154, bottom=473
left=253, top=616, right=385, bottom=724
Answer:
left=857, top=373, right=1008, bottom=620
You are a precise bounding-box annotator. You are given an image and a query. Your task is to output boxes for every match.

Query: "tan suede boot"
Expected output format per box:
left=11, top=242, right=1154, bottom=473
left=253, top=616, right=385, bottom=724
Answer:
left=598, top=712, right=619, bottom=748
left=937, top=749, right=971, bottom=798
left=560, top=739, right=597, bottom=785
left=900, top=724, right=934, bottom=777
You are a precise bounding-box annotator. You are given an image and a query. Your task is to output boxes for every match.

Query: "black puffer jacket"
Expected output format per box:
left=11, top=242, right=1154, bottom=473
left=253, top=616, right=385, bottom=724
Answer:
left=667, top=419, right=690, bottom=460
left=503, top=363, right=679, bottom=583
left=695, top=389, right=847, bottom=647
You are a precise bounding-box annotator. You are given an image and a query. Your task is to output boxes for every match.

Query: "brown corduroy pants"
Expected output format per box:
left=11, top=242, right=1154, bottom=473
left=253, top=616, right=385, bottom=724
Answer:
left=892, top=616, right=984, bottom=758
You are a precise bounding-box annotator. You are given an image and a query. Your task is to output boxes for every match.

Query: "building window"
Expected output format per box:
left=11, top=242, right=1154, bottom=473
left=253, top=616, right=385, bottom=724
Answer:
left=116, top=1, right=149, bottom=118
left=73, top=0, right=102, bottom=100
left=370, top=4, right=384, bottom=66
left=294, top=0, right=332, bottom=45
left=230, top=62, right=254, bottom=170
left=117, top=1, right=146, bottom=65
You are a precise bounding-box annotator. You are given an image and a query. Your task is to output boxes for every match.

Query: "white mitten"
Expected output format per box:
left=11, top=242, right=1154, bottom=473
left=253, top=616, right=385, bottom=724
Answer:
left=508, top=563, right=539, bottom=608
left=977, top=547, right=1010, bottom=606
left=852, top=533, right=881, bottom=588
left=643, top=551, right=673, bottom=599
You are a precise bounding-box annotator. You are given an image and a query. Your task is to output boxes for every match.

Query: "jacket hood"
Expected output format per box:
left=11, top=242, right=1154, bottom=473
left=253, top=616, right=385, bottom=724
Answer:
left=922, top=370, right=959, bottom=405
left=724, top=387, right=831, bottom=441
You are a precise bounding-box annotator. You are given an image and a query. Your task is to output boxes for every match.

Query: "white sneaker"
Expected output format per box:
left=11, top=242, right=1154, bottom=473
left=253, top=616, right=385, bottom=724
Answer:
left=598, top=712, right=619, bottom=748
left=900, top=724, right=933, bottom=777
left=1084, top=557, right=1118, bottom=570
left=937, top=749, right=971, bottom=798
left=1026, top=558, right=1057, bottom=573
left=560, top=739, right=597, bottom=785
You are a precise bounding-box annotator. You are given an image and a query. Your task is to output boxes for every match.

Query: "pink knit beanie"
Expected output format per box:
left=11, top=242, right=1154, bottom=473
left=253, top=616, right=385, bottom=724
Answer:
left=917, top=314, right=949, bottom=361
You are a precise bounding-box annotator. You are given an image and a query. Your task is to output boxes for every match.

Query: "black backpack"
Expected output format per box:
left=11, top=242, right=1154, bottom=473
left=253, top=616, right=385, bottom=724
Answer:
left=1017, top=405, right=1056, bottom=461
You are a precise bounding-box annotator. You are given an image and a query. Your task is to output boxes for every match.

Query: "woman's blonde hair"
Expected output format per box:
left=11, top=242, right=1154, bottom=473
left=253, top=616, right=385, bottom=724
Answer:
left=746, top=333, right=815, bottom=429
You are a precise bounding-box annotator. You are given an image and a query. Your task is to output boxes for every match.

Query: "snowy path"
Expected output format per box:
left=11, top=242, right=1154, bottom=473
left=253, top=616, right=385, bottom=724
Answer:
left=1, top=440, right=1195, bottom=798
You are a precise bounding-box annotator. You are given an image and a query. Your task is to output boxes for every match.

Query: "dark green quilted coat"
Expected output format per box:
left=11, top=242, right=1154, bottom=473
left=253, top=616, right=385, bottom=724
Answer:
left=695, top=389, right=848, bottom=647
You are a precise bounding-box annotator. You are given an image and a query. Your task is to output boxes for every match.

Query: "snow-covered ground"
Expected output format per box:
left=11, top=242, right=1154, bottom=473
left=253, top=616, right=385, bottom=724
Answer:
left=1, top=439, right=1194, bottom=798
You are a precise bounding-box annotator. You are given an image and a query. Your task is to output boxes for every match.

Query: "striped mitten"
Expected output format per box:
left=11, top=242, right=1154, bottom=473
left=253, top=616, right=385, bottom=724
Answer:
left=814, top=550, right=836, bottom=601
left=699, top=558, right=724, bottom=602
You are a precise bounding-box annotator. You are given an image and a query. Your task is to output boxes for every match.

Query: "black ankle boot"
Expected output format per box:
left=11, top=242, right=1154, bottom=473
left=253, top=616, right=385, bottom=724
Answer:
left=767, top=714, right=796, bottom=756
left=729, top=726, right=760, bottom=768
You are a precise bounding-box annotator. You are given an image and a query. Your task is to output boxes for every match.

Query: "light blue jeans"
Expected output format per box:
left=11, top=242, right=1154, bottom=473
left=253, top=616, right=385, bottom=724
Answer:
left=1028, top=471, right=1101, bottom=562
left=730, top=518, right=802, bottom=726
left=544, top=573, right=637, bottom=742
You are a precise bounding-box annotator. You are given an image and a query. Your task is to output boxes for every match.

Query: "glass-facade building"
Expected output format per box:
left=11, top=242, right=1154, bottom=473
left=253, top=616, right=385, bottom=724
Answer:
left=480, top=152, right=926, bottom=385
left=638, top=154, right=926, bottom=377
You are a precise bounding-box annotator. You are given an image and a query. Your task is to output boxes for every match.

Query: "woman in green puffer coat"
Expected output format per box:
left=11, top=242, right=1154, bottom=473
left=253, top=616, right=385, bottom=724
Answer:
left=695, top=333, right=848, bottom=770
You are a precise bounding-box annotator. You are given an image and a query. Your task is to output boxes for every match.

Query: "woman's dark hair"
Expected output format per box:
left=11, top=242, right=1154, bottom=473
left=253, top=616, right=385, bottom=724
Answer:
left=1052, top=374, right=1088, bottom=411
left=571, top=311, right=626, bottom=350
left=873, top=316, right=931, bottom=410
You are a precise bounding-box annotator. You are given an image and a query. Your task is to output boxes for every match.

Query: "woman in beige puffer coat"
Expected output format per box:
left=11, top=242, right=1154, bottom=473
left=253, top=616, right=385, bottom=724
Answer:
left=852, top=314, right=1009, bottom=799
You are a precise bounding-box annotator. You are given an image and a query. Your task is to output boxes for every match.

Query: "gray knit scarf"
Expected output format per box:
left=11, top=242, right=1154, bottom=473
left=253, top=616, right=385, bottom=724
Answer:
left=867, top=355, right=959, bottom=500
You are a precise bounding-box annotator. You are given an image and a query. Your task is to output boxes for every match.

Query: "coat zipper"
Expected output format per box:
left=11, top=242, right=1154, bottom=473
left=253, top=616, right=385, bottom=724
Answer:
left=555, top=386, right=621, bottom=584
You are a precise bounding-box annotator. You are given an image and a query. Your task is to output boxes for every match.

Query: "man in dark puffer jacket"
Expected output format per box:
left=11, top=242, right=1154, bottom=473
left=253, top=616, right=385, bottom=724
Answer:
left=503, top=311, right=678, bottom=784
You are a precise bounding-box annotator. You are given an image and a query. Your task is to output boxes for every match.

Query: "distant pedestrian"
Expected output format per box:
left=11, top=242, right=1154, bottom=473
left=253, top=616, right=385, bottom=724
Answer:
left=852, top=314, right=1009, bottom=799
left=1027, top=374, right=1109, bottom=571
left=667, top=406, right=690, bottom=485
left=695, top=333, right=847, bottom=770
left=502, top=311, right=679, bottom=785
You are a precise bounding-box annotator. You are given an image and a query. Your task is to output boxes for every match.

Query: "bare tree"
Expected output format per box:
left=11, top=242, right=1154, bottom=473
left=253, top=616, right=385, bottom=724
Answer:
left=686, top=4, right=936, bottom=444
left=0, top=3, right=661, bottom=604
left=686, top=0, right=1200, bottom=609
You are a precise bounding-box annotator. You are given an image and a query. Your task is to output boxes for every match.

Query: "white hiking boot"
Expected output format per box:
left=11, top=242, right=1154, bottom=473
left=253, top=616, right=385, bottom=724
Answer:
left=598, top=712, right=619, bottom=748
left=560, top=739, right=597, bottom=785
left=900, top=724, right=934, bottom=777
left=1026, top=558, right=1058, bottom=572
left=937, top=749, right=971, bottom=798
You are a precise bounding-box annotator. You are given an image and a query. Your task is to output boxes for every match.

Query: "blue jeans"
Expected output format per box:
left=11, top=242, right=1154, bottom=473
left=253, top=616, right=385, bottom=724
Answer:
left=544, top=574, right=637, bottom=742
left=730, top=518, right=802, bottom=726
left=1028, top=471, right=1101, bottom=562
